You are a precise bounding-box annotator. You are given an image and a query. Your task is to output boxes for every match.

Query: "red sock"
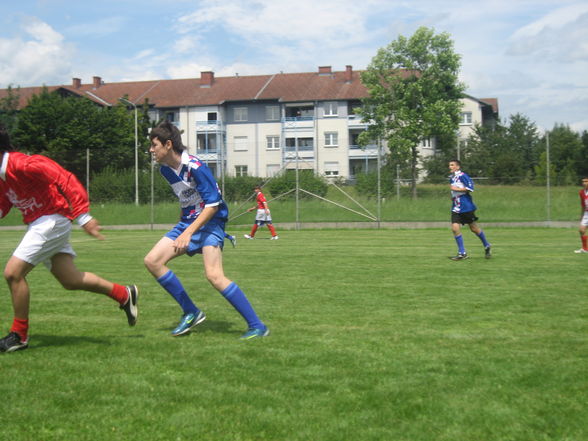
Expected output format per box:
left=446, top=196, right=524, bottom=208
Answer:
left=11, top=318, right=29, bottom=342
left=250, top=224, right=258, bottom=237
left=109, top=283, right=129, bottom=305
left=268, top=224, right=277, bottom=237
left=582, top=235, right=588, bottom=250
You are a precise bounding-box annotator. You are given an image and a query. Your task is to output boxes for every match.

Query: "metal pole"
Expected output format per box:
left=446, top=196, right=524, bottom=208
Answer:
left=295, top=140, right=300, bottom=230
left=86, top=148, right=90, bottom=199
left=546, top=132, right=551, bottom=223
left=119, top=97, right=139, bottom=206
left=150, top=155, right=154, bottom=230
left=396, top=163, right=401, bottom=200
left=376, top=139, right=382, bottom=228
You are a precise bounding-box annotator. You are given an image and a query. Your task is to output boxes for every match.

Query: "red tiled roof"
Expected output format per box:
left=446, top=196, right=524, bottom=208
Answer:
left=479, top=98, right=499, bottom=114
left=0, top=68, right=370, bottom=109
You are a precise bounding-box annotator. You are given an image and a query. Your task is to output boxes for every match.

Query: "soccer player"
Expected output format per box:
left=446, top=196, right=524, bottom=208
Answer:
left=244, top=185, right=279, bottom=240
left=448, top=159, right=491, bottom=260
left=143, top=121, right=268, bottom=339
left=574, top=176, right=588, bottom=253
left=0, top=125, right=138, bottom=353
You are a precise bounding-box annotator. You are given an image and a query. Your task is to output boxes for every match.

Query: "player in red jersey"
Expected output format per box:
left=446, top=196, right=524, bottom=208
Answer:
left=244, top=185, right=278, bottom=240
left=574, top=177, right=588, bottom=253
left=0, top=125, right=138, bottom=353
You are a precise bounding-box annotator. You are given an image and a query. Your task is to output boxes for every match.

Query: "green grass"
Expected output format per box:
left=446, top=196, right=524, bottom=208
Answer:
left=1, top=228, right=586, bottom=441
left=0, top=184, right=578, bottom=226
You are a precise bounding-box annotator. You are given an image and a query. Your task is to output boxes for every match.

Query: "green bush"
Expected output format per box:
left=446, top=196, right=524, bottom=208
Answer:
left=90, top=167, right=175, bottom=204
left=266, top=170, right=328, bottom=199
left=222, top=175, right=262, bottom=201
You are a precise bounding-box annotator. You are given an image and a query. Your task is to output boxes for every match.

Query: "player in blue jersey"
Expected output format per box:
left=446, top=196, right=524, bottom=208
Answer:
left=143, top=121, right=268, bottom=339
left=448, top=160, right=491, bottom=260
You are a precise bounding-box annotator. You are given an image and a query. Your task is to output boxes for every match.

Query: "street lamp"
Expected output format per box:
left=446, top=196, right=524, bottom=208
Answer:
left=118, top=97, right=139, bottom=205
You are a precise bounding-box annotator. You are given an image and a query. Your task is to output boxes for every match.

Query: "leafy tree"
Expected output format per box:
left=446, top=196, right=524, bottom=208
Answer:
left=358, top=26, right=466, bottom=198
left=12, top=89, right=150, bottom=183
left=0, top=85, right=20, bottom=133
left=541, top=124, right=584, bottom=185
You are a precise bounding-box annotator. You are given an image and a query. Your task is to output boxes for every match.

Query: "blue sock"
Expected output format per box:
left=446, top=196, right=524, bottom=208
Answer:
left=157, top=270, right=199, bottom=315
left=221, top=282, right=264, bottom=329
left=477, top=231, right=490, bottom=248
left=455, top=235, right=465, bottom=254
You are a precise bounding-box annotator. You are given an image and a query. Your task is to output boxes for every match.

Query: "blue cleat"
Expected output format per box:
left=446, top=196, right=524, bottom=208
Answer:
left=172, top=311, right=206, bottom=336
left=240, top=326, right=270, bottom=340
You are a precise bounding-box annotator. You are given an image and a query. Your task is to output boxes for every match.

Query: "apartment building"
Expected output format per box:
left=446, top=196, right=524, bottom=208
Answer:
left=0, top=66, right=498, bottom=180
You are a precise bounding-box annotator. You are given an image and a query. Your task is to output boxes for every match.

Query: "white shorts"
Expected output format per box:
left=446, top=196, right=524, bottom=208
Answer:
left=582, top=212, right=588, bottom=227
left=255, top=209, right=272, bottom=224
left=13, top=214, right=76, bottom=268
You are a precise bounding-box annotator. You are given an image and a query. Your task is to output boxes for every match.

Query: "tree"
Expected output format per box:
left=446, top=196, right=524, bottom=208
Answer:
left=358, top=26, right=466, bottom=198
left=0, top=85, right=20, bottom=133
left=12, top=89, right=150, bottom=183
left=542, top=124, right=584, bottom=185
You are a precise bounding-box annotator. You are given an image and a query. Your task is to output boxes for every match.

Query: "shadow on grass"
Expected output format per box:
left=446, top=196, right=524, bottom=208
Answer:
left=158, top=319, right=238, bottom=335
left=31, top=333, right=129, bottom=349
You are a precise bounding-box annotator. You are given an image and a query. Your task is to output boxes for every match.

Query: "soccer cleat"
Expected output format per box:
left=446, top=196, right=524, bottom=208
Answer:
left=0, top=332, right=28, bottom=353
left=270, top=235, right=279, bottom=240
left=240, top=326, right=270, bottom=340
left=484, top=245, right=492, bottom=259
left=120, top=285, right=139, bottom=326
left=171, top=311, right=206, bottom=336
left=574, top=248, right=588, bottom=254
left=244, top=234, right=254, bottom=239
left=450, top=253, right=468, bottom=261
left=228, top=235, right=237, bottom=248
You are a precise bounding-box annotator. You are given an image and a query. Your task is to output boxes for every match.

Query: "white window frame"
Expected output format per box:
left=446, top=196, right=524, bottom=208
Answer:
left=324, top=161, right=339, bottom=176
left=460, top=112, right=472, bottom=125
left=324, top=132, right=338, bottom=147
left=265, top=106, right=280, bottom=121
left=266, top=164, right=280, bottom=177
left=233, top=136, right=248, bottom=152
left=324, top=101, right=338, bottom=117
left=235, top=165, right=248, bottom=177
left=234, top=107, right=248, bottom=122
left=266, top=135, right=280, bottom=150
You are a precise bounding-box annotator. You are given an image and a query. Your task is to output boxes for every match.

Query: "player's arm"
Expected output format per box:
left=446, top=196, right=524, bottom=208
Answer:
left=0, top=191, right=12, bottom=219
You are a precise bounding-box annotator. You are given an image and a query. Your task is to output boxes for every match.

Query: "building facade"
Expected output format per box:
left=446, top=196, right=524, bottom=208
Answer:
left=0, top=66, right=498, bottom=180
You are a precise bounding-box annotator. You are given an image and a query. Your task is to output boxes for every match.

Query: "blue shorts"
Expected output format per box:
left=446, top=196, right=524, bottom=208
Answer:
left=165, top=220, right=225, bottom=256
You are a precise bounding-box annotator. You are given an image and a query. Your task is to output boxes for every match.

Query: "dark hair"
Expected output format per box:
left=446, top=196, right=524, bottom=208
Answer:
left=149, top=121, right=185, bottom=154
left=0, top=124, right=15, bottom=154
left=449, top=159, right=461, bottom=167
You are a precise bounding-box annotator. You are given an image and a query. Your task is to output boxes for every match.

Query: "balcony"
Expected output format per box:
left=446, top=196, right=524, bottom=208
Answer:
left=283, top=144, right=314, bottom=160
left=282, top=116, right=315, bottom=130
left=196, top=120, right=224, bottom=132
left=347, top=115, right=369, bottom=129
left=348, top=144, right=379, bottom=158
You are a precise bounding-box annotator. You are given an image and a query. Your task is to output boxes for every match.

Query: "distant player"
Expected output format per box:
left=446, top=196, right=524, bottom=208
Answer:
left=448, top=159, right=491, bottom=260
left=0, top=125, right=138, bottom=353
left=574, top=176, right=588, bottom=253
left=244, top=185, right=279, bottom=240
left=143, top=121, right=268, bottom=339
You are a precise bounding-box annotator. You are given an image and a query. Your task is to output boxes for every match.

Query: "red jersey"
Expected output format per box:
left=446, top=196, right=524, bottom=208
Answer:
left=580, top=189, right=588, bottom=212
left=0, top=151, right=89, bottom=224
left=255, top=191, right=267, bottom=209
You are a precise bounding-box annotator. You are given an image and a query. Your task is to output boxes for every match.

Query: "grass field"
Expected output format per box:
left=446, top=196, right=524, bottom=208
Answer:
left=0, top=184, right=579, bottom=226
left=1, top=228, right=587, bottom=441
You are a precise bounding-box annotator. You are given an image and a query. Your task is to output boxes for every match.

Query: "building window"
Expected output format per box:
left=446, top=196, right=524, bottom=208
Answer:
left=234, top=107, right=248, bottom=122
left=460, top=112, right=472, bottom=125
left=265, top=106, right=280, bottom=121
left=235, top=165, right=248, bottom=177
left=324, top=102, right=338, bottom=117
left=267, top=164, right=280, bottom=177
left=233, top=136, right=248, bottom=151
left=324, top=132, right=338, bottom=147
left=266, top=136, right=280, bottom=150
left=324, top=161, right=339, bottom=176
left=421, top=138, right=433, bottom=149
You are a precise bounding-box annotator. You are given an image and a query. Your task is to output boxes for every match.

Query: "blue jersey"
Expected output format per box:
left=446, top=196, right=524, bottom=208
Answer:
left=160, top=151, right=228, bottom=223
left=450, top=170, right=476, bottom=213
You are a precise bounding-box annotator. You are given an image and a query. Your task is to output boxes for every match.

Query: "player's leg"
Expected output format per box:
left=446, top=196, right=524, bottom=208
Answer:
left=144, top=236, right=203, bottom=335
left=0, top=256, right=35, bottom=352
left=469, top=221, right=491, bottom=258
left=267, top=222, right=278, bottom=239
left=50, top=253, right=138, bottom=326
left=450, top=218, right=467, bottom=260
left=245, top=222, right=258, bottom=239
left=202, top=245, right=268, bottom=339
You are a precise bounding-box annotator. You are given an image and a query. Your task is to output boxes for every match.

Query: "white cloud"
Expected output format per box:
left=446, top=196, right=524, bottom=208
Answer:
left=0, top=18, right=73, bottom=87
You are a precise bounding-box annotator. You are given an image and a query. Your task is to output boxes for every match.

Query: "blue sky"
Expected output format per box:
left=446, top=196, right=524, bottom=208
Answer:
left=1, top=0, right=587, bottom=132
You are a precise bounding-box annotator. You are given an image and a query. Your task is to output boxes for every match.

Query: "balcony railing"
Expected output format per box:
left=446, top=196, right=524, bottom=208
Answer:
left=284, top=145, right=314, bottom=152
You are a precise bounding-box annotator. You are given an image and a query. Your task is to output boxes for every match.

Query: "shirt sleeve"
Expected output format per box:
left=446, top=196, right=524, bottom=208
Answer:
left=26, top=155, right=90, bottom=218
left=192, top=164, right=222, bottom=207
left=460, top=173, right=475, bottom=192
left=0, top=189, right=12, bottom=219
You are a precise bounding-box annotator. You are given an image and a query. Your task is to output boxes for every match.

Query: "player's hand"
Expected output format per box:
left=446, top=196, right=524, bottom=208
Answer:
left=82, top=218, right=105, bottom=240
left=173, top=231, right=191, bottom=252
